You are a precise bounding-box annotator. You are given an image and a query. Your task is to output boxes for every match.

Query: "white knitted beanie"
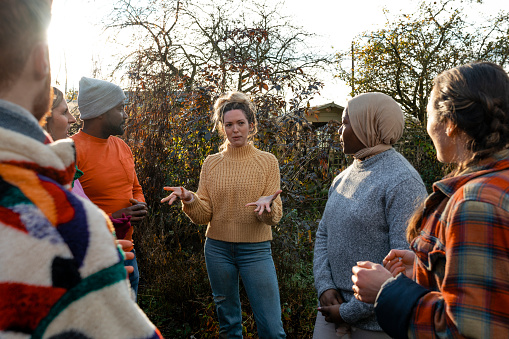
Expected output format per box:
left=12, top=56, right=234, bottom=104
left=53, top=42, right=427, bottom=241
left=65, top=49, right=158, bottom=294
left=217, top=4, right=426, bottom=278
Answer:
left=78, top=77, right=126, bottom=120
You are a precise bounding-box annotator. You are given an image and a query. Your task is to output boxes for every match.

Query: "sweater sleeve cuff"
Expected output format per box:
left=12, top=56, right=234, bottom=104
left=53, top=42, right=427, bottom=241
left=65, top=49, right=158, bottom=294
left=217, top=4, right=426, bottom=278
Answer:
left=316, top=285, right=337, bottom=305
left=257, top=209, right=275, bottom=224
left=375, top=274, right=430, bottom=339
left=181, top=193, right=195, bottom=205
left=182, top=192, right=198, bottom=209
left=339, top=296, right=375, bottom=324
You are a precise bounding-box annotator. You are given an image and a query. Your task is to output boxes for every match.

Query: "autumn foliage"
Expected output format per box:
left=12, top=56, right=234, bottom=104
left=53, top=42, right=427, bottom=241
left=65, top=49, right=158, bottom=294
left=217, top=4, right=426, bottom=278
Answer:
left=120, top=60, right=344, bottom=337
left=101, top=0, right=487, bottom=336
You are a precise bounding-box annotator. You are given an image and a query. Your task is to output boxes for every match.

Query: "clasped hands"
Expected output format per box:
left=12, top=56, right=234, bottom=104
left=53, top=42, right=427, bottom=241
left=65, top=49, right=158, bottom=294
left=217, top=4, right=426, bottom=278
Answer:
left=351, top=249, right=415, bottom=304
left=112, top=198, right=148, bottom=222
left=317, top=288, right=345, bottom=324
left=318, top=249, right=414, bottom=329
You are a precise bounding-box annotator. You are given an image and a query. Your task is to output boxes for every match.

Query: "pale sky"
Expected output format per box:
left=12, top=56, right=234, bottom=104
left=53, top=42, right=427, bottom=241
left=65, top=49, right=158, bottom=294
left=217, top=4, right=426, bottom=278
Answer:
left=48, top=0, right=505, bottom=106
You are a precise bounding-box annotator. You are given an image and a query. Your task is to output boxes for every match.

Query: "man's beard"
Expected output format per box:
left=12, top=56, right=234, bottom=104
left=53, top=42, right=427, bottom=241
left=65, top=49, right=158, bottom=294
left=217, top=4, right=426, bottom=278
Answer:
left=115, top=121, right=126, bottom=136
left=109, top=118, right=125, bottom=136
left=35, top=75, right=52, bottom=124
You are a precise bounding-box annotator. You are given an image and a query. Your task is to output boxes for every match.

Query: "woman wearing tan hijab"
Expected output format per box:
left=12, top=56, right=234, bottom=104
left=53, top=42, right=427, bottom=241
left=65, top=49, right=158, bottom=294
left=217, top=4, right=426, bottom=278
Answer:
left=313, top=92, right=427, bottom=338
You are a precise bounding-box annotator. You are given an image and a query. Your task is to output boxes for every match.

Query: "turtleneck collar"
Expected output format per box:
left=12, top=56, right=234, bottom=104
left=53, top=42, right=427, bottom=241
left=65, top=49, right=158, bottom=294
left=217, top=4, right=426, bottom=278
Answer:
left=222, top=143, right=258, bottom=161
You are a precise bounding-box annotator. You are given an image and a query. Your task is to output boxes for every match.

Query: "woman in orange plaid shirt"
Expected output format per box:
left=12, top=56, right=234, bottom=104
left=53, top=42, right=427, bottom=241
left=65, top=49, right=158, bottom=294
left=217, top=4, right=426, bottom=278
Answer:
left=351, top=61, right=509, bottom=338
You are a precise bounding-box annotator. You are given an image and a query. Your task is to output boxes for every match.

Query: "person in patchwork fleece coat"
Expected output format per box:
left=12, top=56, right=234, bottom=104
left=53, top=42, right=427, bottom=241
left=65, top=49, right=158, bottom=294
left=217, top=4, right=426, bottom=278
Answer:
left=0, top=0, right=162, bottom=338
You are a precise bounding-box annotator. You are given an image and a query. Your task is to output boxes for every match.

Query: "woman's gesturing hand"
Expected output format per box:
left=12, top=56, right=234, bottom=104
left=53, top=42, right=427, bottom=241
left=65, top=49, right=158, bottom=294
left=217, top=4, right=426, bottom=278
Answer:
left=383, top=249, right=415, bottom=278
left=161, top=186, right=193, bottom=205
left=245, top=189, right=282, bottom=215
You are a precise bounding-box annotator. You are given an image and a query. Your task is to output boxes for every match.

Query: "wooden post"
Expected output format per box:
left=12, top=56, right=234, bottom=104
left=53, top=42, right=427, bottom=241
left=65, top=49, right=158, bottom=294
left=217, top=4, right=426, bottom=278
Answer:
left=351, top=41, right=355, bottom=96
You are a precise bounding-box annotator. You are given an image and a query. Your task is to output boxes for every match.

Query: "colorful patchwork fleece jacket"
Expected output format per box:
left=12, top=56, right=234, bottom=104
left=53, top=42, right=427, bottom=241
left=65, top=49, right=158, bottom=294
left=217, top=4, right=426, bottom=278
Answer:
left=0, top=100, right=162, bottom=339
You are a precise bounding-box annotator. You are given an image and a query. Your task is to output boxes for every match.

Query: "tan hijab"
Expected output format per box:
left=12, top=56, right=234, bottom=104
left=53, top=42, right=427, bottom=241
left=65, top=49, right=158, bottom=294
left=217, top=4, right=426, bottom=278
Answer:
left=347, top=92, right=404, bottom=159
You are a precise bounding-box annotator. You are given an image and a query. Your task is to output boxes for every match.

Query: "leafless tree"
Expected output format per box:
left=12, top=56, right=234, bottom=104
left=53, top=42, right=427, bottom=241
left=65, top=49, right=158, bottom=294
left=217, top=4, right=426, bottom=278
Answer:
left=105, top=0, right=331, bottom=100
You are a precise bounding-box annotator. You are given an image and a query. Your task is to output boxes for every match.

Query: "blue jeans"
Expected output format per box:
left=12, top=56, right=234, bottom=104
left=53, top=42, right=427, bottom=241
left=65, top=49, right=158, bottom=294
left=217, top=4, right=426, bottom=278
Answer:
left=204, top=238, right=286, bottom=339
left=125, top=249, right=139, bottom=302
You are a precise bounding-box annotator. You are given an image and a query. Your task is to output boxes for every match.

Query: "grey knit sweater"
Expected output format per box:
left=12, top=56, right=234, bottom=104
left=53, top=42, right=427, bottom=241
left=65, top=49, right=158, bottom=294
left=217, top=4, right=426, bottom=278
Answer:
left=313, top=148, right=427, bottom=331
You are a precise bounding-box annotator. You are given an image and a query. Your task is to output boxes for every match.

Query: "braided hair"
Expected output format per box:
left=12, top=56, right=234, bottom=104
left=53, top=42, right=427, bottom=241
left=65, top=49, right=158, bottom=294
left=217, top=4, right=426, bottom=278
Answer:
left=431, top=61, right=509, bottom=163
left=407, top=61, right=509, bottom=242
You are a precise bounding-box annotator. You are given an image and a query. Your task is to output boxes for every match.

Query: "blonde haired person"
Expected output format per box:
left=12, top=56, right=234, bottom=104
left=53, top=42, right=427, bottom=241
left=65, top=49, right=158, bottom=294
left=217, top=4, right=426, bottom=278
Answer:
left=45, top=87, right=77, bottom=141
left=44, top=87, right=88, bottom=199
left=162, top=91, right=286, bottom=338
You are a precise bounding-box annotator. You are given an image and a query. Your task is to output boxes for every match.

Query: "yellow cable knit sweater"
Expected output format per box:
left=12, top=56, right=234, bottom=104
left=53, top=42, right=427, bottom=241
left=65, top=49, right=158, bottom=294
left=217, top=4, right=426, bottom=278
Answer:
left=182, top=143, right=283, bottom=243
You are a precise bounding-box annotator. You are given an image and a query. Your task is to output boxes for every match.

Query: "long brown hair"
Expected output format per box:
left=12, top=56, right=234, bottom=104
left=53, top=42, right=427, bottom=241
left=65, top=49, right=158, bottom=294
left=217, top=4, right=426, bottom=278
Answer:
left=407, top=61, right=509, bottom=242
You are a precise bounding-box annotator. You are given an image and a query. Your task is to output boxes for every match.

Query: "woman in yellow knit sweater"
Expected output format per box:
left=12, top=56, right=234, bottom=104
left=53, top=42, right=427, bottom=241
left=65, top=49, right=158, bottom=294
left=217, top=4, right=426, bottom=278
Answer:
left=161, top=91, right=286, bottom=338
